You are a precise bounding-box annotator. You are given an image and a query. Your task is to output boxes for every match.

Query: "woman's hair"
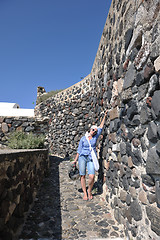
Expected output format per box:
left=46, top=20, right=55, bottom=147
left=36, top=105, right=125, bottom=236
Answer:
left=90, top=125, right=98, bottom=130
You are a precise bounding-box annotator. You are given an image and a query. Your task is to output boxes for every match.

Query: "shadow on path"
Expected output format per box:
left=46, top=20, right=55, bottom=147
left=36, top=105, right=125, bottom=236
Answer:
left=19, top=156, right=125, bottom=240
left=19, top=156, right=64, bottom=240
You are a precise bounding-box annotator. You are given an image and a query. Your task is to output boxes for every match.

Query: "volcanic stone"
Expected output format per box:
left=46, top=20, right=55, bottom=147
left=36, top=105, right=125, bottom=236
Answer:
left=129, top=187, right=137, bottom=199
left=125, top=207, right=132, bottom=224
left=144, top=62, right=155, bottom=80
left=134, top=43, right=150, bottom=70
left=148, top=74, right=159, bottom=95
left=137, top=83, right=148, bottom=101
left=2, top=123, right=8, bottom=133
left=131, top=226, right=137, bottom=237
left=148, top=193, right=156, bottom=204
left=121, top=155, right=128, bottom=165
left=127, top=103, right=138, bottom=120
left=132, top=115, right=140, bottom=126
left=152, top=23, right=159, bottom=43
left=154, top=56, right=160, bottom=73
left=114, top=208, right=122, bottom=224
left=146, top=146, right=160, bottom=175
left=132, top=138, right=141, bottom=148
left=155, top=180, right=160, bottom=207
left=108, top=133, right=117, bottom=143
left=151, top=90, right=160, bottom=118
left=12, top=121, right=22, bottom=128
left=109, top=107, right=119, bottom=120
left=130, top=200, right=142, bottom=221
left=112, top=144, right=120, bottom=152
left=123, top=64, right=136, bottom=90
left=150, top=41, right=160, bottom=61
left=132, top=149, right=142, bottom=166
left=126, top=194, right=131, bottom=206
left=142, top=174, right=155, bottom=187
left=128, top=157, right=133, bottom=168
left=25, top=126, right=35, bottom=132
left=120, top=142, right=126, bottom=155
left=125, top=28, right=133, bottom=52
left=139, top=190, right=148, bottom=205
left=129, top=48, right=139, bottom=62
left=121, top=88, right=132, bottom=102
left=146, top=206, right=160, bottom=236
left=140, top=104, right=152, bottom=124
left=122, top=176, right=129, bottom=190
left=109, top=119, right=120, bottom=133
left=136, top=72, right=145, bottom=86
left=147, top=121, right=157, bottom=143
left=120, top=190, right=127, bottom=202
left=156, top=140, right=160, bottom=156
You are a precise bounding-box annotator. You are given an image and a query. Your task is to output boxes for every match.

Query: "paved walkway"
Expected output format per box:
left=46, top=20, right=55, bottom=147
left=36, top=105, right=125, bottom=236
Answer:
left=19, top=156, right=126, bottom=240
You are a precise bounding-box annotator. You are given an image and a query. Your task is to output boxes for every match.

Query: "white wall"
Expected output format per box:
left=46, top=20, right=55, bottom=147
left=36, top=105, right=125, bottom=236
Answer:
left=0, top=108, right=34, bottom=117
left=0, top=102, right=34, bottom=117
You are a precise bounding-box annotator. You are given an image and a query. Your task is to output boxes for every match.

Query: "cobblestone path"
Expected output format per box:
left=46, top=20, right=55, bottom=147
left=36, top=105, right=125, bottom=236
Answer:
left=19, top=156, right=126, bottom=240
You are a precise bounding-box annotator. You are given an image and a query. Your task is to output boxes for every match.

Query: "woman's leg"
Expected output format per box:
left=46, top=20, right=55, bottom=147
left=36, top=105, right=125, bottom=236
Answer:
left=87, top=160, right=95, bottom=199
left=80, top=175, right=88, bottom=200
left=88, top=174, right=94, bottom=199
left=78, top=156, right=88, bottom=200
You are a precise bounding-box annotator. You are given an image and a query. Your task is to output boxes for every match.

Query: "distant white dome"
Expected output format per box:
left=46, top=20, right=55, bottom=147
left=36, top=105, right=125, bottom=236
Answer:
left=0, top=102, right=20, bottom=109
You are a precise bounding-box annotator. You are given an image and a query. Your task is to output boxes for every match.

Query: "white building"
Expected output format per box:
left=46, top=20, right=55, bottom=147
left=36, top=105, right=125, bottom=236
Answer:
left=0, top=102, right=34, bottom=117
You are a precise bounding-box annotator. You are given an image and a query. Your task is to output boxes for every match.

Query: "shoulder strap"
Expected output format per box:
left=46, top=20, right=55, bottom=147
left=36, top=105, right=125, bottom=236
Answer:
left=85, top=132, right=92, bottom=151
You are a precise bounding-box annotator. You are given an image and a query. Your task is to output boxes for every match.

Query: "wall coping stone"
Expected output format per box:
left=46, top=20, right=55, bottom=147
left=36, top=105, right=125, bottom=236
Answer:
left=0, top=148, right=48, bottom=155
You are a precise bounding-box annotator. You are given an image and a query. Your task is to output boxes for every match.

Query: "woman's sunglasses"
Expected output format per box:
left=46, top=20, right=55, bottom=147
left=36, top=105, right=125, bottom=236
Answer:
left=91, top=128, right=97, bottom=133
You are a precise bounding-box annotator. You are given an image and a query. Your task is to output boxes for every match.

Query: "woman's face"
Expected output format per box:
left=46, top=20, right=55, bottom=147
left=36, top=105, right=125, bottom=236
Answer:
left=90, top=128, right=97, bottom=136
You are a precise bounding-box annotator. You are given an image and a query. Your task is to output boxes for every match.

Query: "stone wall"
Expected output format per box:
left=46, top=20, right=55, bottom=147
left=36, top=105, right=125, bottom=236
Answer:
left=0, top=117, right=49, bottom=149
left=35, top=0, right=160, bottom=239
left=35, top=92, right=105, bottom=158
left=35, top=74, right=92, bottom=114
left=0, top=149, right=49, bottom=240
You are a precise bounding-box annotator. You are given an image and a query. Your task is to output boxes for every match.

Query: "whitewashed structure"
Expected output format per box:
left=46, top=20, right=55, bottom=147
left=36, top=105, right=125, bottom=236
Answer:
left=0, top=102, right=34, bottom=117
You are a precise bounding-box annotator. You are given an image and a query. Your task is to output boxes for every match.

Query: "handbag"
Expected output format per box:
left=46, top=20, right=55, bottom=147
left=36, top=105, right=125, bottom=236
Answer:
left=85, top=132, right=99, bottom=171
left=68, top=163, right=80, bottom=180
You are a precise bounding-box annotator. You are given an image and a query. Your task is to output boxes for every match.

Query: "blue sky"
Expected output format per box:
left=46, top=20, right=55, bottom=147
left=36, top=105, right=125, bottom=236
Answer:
left=0, top=0, right=112, bottom=109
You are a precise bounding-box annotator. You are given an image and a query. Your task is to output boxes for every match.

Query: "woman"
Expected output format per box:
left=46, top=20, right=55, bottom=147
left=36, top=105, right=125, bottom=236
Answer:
left=73, top=110, right=108, bottom=200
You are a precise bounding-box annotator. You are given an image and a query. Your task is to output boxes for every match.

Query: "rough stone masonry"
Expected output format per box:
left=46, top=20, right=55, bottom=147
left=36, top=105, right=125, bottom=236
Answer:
left=34, top=0, right=160, bottom=239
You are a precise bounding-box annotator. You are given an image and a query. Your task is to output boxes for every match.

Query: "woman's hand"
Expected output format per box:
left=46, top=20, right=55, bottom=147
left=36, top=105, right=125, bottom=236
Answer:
left=72, top=153, right=79, bottom=165
left=99, top=109, right=109, bottom=128
left=72, top=159, right=77, bottom=165
left=104, top=109, right=109, bottom=117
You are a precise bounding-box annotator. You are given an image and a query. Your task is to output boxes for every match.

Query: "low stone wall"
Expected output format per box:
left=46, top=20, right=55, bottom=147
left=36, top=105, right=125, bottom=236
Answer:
left=0, top=117, right=49, bottom=148
left=0, top=149, right=49, bottom=240
left=35, top=74, right=92, bottom=117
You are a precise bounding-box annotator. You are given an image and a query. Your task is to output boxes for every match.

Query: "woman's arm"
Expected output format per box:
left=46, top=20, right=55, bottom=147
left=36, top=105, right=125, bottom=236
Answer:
left=73, top=137, right=83, bottom=164
left=73, top=153, right=79, bottom=164
left=99, top=110, right=109, bottom=129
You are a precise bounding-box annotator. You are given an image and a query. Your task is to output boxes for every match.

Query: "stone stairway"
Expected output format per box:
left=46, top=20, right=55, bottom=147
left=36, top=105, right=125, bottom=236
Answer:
left=19, top=156, right=126, bottom=240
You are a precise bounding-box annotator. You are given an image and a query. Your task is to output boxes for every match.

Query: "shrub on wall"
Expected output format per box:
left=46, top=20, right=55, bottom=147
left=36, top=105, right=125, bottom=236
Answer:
left=8, top=132, right=45, bottom=149
left=37, top=89, right=64, bottom=104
